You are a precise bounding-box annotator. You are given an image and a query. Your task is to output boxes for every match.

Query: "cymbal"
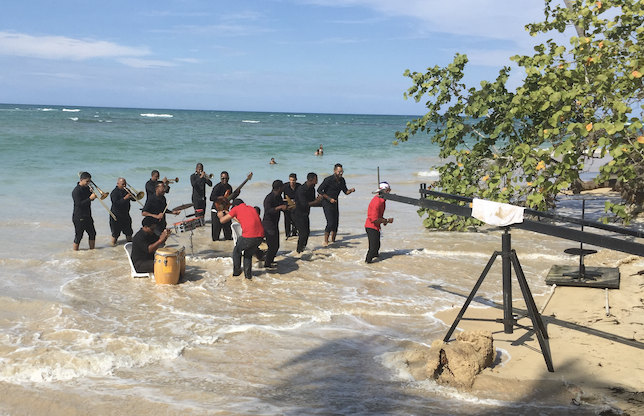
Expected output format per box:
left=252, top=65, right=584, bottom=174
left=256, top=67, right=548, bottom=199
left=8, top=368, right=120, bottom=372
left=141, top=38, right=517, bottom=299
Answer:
left=172, top=203, right=194, bottom=211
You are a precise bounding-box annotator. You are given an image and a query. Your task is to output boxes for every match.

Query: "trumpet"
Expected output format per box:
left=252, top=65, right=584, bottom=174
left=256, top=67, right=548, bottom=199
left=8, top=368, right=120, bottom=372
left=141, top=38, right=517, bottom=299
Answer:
left=167, top=177, right=180, bottom=183
left=198, top=173, right=214, bottom=179
left=78, top=172, right=117, bottom=221
left=125, top=183, right=145, bottom=207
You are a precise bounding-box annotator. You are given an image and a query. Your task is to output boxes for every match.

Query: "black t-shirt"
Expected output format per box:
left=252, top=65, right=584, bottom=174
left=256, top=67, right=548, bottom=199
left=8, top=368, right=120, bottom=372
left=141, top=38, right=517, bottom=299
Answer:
left=110, top=187, right=131, bottom=217
left=295, top=183, right=316, bottom=216
left=317, top=174, right=348, bottom=208
left=131, top=229, right=158, bottom=265
left=210, top=182, right=233, bottom=210
left=145, top=179, right=169, bottom=203
left=283, top=182, right=300, bottom=202
left=190, top=173, right=212, bottom=202
left=145, top=179, right=159, bottom=199
left=262, top=191, right=284, bottom=229
left=142, top=194, right=168, bottom=230
left=72, top=183, right=92, bottom=220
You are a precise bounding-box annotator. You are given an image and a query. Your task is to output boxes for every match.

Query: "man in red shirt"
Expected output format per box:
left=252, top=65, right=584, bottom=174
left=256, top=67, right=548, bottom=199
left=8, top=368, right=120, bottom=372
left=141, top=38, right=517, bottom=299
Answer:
left=218, top=199, right=265, bottom=279
left=365, top=182, right=394, bottom=263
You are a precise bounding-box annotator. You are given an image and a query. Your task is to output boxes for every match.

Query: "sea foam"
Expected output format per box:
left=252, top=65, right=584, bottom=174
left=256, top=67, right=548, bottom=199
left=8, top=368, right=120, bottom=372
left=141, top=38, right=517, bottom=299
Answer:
left=140, top=113, right=173, bottom=118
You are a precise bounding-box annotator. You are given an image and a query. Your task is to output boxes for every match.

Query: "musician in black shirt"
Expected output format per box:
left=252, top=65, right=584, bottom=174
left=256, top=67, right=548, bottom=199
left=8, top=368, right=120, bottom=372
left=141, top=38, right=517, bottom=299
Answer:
left=283, top=173, right=300, bottom=238
left=209, top=171, right=235, bottom=241
left=109, top=177, right=136, bottom=246
left=131, top=217, right=170, bottom=273
left=263, top=180, right=288, bottom=267
left=317, top=163, right=355, bottom=246
left=72, top=171, right=97, bottom=251
left=142, top=183, right=180, bottom=236
left=190, top=163, right=212, bottom=217
left=293, top=172, right=323, bottom=253
left=145, top=170, right=170, bottom=203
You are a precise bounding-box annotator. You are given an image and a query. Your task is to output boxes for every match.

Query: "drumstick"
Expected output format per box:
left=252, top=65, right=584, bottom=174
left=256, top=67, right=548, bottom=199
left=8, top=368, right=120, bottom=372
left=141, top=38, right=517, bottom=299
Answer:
left=163, top=201, right=169, bottom=215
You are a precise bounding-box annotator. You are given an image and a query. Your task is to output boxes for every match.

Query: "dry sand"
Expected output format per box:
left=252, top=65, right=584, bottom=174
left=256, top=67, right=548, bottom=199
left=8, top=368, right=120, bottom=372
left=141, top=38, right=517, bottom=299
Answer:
left=427, top=249, right=644, bottom=415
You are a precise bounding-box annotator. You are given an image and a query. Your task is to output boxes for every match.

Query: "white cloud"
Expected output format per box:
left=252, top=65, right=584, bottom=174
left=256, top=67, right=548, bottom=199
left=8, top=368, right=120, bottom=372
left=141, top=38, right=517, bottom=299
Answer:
left=117, top=58, right=176, bottom=68
left=175, top=58, right=201, bottom=64
left=142, top=11, right=211, bottom=17
left=210, top=45, right=247, bottom=57
left=171, top=24, right=274, bottom=37
left=0, top=32, right=150, bottom=60
left=277, top=36, right=365, bottom=45
left=29, top=72, right=92, bottom=80
left=294, top=0, right=545, bottom=41
left=219, top=11, right=264, bottom=21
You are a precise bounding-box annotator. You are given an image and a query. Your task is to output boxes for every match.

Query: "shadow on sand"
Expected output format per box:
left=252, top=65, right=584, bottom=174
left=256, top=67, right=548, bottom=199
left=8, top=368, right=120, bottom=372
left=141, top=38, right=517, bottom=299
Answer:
left=262, top=334, right=612, bottom=415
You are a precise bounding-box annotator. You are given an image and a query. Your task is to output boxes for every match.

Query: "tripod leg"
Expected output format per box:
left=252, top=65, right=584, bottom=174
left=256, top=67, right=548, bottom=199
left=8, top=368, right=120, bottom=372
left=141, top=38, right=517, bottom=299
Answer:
left=511, top=251, right=554, bottom=372
left=443, top=252, right=500, bottom=342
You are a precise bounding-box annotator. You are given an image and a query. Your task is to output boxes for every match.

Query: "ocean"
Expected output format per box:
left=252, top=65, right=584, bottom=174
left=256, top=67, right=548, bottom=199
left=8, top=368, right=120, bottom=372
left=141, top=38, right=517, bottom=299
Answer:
left=0, top=103, right=610, bottom=415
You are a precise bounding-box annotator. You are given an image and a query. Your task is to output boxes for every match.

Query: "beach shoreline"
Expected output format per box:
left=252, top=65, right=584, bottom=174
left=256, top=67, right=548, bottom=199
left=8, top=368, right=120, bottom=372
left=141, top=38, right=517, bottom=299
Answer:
left=421, top=249, right=644, bottom=414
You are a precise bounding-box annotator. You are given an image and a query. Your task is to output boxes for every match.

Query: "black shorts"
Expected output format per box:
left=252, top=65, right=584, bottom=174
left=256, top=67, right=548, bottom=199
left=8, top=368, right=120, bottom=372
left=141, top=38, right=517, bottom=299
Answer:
left=110, top=215, right=133, bottom=238
left=73, top=217, right=96, bottom=244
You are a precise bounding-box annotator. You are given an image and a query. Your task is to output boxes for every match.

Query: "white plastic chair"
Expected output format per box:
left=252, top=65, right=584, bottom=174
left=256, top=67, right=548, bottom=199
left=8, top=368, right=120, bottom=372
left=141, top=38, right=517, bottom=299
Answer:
left=124, top=242, right=153, bottom=278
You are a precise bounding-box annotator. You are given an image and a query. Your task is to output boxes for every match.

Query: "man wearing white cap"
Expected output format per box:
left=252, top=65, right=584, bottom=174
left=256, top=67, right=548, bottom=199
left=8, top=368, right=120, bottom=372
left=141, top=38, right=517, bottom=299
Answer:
left=364, top=182, right=394, bottom=263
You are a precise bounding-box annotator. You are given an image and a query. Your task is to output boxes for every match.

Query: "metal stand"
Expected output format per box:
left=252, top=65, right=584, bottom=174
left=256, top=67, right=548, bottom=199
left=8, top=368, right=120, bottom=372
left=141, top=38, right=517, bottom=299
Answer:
left=188, top=228, right=194, bottom=256
left=177, top=209, right=196, bottom=256
left=443, top=228, right=554, bottom=372
left=563, top=199, right=601, bottom=281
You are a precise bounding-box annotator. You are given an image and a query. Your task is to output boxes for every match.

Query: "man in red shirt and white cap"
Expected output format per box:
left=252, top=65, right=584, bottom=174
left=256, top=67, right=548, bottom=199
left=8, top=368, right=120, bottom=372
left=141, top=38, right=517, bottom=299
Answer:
left=365, top=182, right=394, bottom=263
left=218, top=199, right=265, bottom=279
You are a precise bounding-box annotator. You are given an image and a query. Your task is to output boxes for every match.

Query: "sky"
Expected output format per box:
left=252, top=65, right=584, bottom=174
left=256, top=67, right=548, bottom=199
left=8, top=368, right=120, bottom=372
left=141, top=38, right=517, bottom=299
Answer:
left=0, top=1, right=568, bottom=115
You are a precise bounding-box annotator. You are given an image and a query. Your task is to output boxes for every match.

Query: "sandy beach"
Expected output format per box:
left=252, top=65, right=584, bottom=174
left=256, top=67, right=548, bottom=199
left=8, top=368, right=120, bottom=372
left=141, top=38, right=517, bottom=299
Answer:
left=422, top=248, right=644, bottom=415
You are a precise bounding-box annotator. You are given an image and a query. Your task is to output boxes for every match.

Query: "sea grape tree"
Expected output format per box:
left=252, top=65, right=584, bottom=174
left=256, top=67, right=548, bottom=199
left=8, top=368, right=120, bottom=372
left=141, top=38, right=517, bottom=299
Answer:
left=396, top=0, right=644, bottom=230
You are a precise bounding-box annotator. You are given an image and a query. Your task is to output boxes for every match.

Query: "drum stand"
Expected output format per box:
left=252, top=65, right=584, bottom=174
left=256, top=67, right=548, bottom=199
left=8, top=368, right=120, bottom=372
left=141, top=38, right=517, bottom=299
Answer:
left=443, top=228, right=554, bottom=372
left=188, top=227, right=195, bottom=256
left=176, top=210, right=196, bottom=256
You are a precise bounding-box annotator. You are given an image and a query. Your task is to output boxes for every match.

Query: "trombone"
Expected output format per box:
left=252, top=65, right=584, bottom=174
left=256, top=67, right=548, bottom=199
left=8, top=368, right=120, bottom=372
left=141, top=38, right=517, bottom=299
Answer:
left=78, top=172, right=117, bottom=221
left=125, top=183, right=145, bottom=207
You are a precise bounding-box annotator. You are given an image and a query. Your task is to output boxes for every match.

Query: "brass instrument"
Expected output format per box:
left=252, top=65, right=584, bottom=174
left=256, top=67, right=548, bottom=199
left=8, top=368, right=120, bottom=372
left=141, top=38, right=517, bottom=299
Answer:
left=125, top=184, right=145, bottom=207
left=285, top=195, right=296, bottom=210
left=205, top=173, right=214, bottom=179
left=167, top=177, right=180, bottom=183
left=78, top=172, right=117, bottom=221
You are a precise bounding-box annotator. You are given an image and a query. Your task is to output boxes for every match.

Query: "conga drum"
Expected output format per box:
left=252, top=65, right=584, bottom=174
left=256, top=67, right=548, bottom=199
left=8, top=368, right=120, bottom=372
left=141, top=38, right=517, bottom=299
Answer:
left=154, top=247, right=180, bottom=285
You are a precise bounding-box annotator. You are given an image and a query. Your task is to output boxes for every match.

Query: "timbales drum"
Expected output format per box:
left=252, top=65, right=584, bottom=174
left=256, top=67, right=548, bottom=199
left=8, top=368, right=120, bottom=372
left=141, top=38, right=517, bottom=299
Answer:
left=173, top=217, right=205, bottom=234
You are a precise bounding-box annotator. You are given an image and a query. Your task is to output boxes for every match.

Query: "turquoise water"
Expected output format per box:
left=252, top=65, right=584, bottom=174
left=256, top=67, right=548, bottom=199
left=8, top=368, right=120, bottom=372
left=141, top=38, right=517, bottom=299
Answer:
left=0, top=104, right=440, bottom=258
